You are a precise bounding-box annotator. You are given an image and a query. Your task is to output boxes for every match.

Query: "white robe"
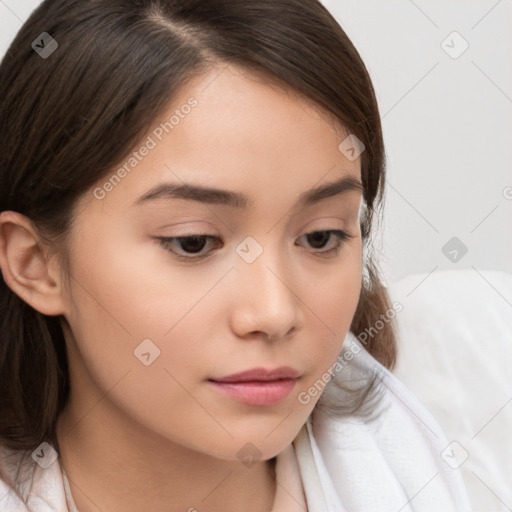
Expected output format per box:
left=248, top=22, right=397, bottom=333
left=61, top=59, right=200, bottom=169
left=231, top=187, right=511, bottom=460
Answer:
left=0, top=332, right=472, bottom=511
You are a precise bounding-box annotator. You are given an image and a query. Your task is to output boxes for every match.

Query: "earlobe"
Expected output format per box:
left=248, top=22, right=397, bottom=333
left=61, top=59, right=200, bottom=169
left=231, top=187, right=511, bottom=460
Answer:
left=0, top=210, right=66, bottom=316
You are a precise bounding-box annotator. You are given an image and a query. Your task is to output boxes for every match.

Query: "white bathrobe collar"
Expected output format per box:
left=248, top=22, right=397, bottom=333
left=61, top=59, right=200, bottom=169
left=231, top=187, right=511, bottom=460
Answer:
left=291, top=331, right=473, bottom=511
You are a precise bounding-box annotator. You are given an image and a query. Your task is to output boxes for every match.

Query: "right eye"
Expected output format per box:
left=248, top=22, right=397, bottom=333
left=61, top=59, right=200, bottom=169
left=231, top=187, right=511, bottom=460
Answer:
left=156, top=234, right=222, bottom=261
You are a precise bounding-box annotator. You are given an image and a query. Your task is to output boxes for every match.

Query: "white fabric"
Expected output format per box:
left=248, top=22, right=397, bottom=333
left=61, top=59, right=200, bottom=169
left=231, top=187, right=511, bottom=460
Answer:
left=388, top=268, right=512, bottom=511
left=293, top=331, right=473, bottom=511
left=0, top=331, right=472, bottom=511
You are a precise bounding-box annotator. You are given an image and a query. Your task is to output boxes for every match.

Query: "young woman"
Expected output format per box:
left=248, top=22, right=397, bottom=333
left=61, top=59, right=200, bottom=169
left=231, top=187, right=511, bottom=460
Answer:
left=0, top=1, right=472, bottom=511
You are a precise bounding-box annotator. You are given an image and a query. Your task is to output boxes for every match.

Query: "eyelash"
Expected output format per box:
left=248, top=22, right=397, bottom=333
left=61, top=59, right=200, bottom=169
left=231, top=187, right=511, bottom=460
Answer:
left=155, top=229, right=354, bottom=262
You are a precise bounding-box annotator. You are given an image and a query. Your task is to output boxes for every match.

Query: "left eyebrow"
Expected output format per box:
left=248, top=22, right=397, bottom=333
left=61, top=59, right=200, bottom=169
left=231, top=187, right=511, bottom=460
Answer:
left=133, top=175, right=364, bottom=209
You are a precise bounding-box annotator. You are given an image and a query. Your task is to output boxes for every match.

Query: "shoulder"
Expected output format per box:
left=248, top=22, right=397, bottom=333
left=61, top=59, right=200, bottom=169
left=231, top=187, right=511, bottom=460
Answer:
left=0, top=442, right=68, bottom=512
left=310, top=332, right=474, bottom=512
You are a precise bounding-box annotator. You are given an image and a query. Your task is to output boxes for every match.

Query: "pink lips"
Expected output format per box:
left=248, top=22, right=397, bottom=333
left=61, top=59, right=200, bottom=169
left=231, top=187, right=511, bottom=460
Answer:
left=208, top=366, right=300, bottom=407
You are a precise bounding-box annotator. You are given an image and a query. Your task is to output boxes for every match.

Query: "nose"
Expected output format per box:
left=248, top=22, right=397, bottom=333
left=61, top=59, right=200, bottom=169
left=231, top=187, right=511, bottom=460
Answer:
left=229, top=247, right=303, bottom=342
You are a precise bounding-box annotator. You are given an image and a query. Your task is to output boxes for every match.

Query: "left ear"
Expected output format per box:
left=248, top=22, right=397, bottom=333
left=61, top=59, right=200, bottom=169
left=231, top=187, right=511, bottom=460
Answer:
left=0, top=210, right=67, bottom=316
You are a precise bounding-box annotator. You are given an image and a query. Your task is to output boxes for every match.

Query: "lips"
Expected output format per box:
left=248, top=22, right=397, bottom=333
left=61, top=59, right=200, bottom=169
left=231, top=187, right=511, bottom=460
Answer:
left=209, top=366, right=300, bottom=383
left=207, top=366, right=300, bottom=407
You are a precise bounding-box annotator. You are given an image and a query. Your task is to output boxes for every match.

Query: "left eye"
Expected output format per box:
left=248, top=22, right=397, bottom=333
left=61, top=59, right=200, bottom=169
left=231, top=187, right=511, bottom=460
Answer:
left=299, top=230, right=350, bottom=252
left=156, top=229, right=353, bottom=261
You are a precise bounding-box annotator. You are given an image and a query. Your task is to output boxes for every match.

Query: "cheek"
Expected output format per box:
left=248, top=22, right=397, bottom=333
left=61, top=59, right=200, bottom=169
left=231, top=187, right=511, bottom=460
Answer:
left=62, top=227, right=231, bottom=406
left=62, top=245, right=225, bottom=454
left=299, top=248, right=362, bottom=380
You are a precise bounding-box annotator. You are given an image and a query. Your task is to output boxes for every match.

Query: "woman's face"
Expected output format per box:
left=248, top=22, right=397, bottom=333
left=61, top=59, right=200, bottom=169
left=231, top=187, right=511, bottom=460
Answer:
left=58, top=64, right=364, bottom=461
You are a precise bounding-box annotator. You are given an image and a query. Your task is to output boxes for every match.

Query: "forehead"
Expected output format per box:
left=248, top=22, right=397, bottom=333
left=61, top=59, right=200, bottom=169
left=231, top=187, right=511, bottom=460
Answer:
left=168, top=63, right=349, bottom=145
left=83, top=63, right=361, bottom=214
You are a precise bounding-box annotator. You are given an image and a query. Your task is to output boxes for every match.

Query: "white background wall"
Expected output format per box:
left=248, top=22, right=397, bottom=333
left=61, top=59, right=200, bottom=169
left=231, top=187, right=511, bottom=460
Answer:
left=320, top=0, right=512, bottom=284
left=1, top=0, right=511, bottom=284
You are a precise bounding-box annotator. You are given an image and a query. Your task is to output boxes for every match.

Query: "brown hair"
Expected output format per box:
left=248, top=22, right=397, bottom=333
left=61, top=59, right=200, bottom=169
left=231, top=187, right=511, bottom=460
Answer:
left=0, top=0, right=397, bottom=499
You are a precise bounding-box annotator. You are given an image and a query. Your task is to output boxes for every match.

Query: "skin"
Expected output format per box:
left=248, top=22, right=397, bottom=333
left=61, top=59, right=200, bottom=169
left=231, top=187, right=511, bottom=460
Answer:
left=0, top=64, right=363, bottom=512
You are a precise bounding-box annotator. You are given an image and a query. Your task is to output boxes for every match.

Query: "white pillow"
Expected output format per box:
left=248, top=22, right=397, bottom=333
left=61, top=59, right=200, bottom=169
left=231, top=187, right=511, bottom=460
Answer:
left=388, top=269, right=512, bottom=511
